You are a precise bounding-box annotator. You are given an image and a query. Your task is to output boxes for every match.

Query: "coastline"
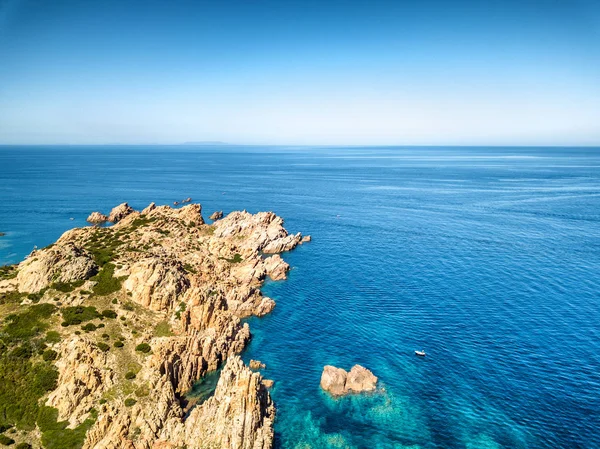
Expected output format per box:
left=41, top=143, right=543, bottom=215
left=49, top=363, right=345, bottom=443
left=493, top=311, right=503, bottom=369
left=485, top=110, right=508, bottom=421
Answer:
left=0, top=202, right=308, bottom=449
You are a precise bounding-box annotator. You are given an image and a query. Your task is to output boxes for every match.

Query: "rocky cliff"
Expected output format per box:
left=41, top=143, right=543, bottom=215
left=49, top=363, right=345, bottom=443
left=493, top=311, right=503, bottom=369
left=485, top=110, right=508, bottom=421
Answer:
left=0, top=202, right=309, bottom=449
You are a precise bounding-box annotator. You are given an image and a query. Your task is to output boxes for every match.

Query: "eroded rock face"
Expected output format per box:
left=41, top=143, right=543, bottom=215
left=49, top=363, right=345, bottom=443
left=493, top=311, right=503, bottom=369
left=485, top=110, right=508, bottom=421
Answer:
left=108, top=202, right=135, bottom=223
left=47, top=336, right=115, bottom=425
left=123, top=258, right=190, bottom=312
left=263, top=254, right=289, bottom=281
left=87, top=212, right=108, bottom=224
left=17, top=243, right=98, bottom=293
left=320, top=365, right=378, bottom=396
left=181, top=356, right=275, bottom=449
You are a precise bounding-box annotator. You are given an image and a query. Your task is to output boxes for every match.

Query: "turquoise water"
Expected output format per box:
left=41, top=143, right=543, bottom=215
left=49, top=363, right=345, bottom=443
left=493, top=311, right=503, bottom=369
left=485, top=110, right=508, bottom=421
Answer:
left=1, top=146, right=599, bottom=448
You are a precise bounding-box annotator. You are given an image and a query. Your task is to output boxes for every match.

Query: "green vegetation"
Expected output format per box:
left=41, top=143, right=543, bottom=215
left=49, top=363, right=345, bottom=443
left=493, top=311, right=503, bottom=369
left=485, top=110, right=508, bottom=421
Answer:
left=14, top=443, right=31, bottom=449
left=60, top=306, right=99, bottom=326
left=0, top=265, right=17, bottom=281
left=0, top=305, right=59, bottom=432
left=219, top=253, right=243, bottom=264
left=124, top=371, right=136, bottom=380
left=81, top=323, right=97, bottom=332
left=0, top=291, right=26, bottom=306
left=174, top=302, right=186, bottom=320
left=84, top=230, right=122, bottom=267
left=3, top=304, right=56, bottom=343
left=113, top=341, right=124, bottom=348
left=90, top=264, right=122, bottom=296
left=45, top=331, right=61, bottom=344
left=153, top=321, right=173, bottom=337
left=101, top=333, right=109, bottom=340
left=96, top=342, right=110, bottom=352
left=129, top=217, right=156, bottom=231
left=0, top=434, right=15, bottom=445
left=124, top=398, right=137, bottom=407
left=50, top=280, right=85, bottom=293
left=37, top=406, right=95, bottom=449
left=101, top=310, right=117, bottom=319
left=42, top=349, right=58, bottom=362
left=135, top=343, right=151, bottom=354
left=122, top=302, right=134, bottom=311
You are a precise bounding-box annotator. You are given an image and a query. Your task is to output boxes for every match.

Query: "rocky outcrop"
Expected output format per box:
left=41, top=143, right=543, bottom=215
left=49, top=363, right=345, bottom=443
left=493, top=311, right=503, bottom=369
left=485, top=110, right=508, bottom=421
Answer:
left=47, top=336, right=115, bottom=425
left=320, top=365, right=378, bottom=396
left=263, top=254, right=289, bottom=281
left=210, top=211, right=224, bottom=221
left=123, top=258, right=190, bottom=312
left=2, top=201, right=306, bottom=449
left=249, top=359, right=266, bottom=370
left=180, top=356, right=275, bottom=449
left=108, top=202, right=135, bottom=223
left=17, top=243, right=98, bottom=293
left=87, top=212, right=108, bottom=224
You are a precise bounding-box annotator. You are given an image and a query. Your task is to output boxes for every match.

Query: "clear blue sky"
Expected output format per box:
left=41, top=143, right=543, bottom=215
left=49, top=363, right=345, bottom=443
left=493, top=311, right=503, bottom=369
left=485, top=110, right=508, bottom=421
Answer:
left=0, top=0, right=599, bottom=145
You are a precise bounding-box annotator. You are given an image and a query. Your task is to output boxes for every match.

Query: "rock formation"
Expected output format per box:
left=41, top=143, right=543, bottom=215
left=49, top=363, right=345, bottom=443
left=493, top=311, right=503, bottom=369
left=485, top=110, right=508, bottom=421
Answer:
left=320, top=365, right=378, bottom=396
left=108, top=202, right=134, bottom=223
left=87, top=212, right=108, bottom=224
left=0, top=201, right=310, bottom=449
left=210, top=210, right=224, bottom=221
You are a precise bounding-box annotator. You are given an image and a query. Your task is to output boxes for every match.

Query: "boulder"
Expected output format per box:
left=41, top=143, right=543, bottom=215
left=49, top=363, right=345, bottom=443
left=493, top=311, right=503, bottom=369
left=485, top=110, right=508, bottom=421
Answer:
left=86, top=212, right=108, bottom=224
left=249, top=359, right=266, bottom=370
left=108, top=202, right=135, bottom=223
left=320, top=364, right=377, bottom=396
left=210, top=210, right=223, bottom=221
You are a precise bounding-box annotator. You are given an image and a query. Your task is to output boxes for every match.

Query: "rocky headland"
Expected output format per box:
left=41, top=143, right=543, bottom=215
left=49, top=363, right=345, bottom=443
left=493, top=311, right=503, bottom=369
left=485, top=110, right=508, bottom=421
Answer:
left=0, top=202, right=309, bottom=449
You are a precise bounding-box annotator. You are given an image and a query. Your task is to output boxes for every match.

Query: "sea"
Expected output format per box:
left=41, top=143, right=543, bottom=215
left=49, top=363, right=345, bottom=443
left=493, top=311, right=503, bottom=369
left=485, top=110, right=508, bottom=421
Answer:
left=1, top=145, right=599, bottom=449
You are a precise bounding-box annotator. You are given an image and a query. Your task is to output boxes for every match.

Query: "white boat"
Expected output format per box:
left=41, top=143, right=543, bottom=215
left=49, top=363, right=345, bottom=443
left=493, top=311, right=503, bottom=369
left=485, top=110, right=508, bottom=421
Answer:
left=415, top=350, right=426, bottom=357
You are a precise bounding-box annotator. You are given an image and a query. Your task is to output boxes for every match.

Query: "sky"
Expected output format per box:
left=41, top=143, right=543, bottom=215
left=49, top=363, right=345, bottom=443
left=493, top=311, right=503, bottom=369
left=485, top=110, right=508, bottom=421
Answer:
left=0, top=0, right=599, bottom=146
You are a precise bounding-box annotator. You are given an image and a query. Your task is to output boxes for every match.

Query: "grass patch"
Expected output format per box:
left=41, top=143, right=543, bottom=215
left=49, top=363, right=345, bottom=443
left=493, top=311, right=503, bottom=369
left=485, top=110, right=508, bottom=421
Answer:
left=42, top=349, right=58, bottom=361
left=153, top=321, right=173, bottom=337
left=90, top=264, right=122, bottom=297
left=124, top=398, right=137, bottom=407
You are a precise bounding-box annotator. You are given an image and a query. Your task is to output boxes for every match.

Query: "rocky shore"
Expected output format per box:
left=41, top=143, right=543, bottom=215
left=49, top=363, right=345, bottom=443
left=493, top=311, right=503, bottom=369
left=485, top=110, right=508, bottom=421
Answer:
left=0, top=202, right=309, bottom=449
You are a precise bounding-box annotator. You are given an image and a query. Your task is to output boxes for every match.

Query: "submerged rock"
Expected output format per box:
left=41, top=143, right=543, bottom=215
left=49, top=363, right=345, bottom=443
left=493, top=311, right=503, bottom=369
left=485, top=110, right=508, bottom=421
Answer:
left=320, top=365, right=378, bottom=396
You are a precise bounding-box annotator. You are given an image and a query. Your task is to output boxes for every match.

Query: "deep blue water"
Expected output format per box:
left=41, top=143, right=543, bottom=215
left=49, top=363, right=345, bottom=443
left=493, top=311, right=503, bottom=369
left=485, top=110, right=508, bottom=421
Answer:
left=1, top=146, right=599, bottom=449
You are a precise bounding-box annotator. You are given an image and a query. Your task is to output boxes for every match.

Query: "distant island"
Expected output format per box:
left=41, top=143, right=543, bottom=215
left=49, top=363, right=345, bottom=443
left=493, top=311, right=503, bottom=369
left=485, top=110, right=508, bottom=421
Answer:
left=0, top=202, right=309, bottom=449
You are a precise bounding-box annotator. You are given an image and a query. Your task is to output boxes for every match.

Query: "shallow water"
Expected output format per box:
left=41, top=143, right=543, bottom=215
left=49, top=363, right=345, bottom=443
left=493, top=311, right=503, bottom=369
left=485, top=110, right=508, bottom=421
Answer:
left=1, top=145, right=599, bottom=448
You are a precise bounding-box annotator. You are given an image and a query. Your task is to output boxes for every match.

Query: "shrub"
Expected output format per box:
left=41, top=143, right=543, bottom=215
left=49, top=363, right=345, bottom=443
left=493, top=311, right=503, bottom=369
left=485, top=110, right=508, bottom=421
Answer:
left=51, top=280, right=84, bottom=293
left=42, top=349, right=58, bottom=362
left=101, top=333, right=110, bottom=340
left=111, top=299, right=118, bottom=304
left=14, top=443, right=31, bottom=449
left=124, top=398, right=137, bottom=407
left=98, top=399, right=106, bottom=405
left=122, top=302, right=134, bottom=311
left=2, top=304, right=56, bottom=342
left=113, top=341, right=124, bottom=348
left=96, top=342, right=110, bottom=352
left=135, top=343, right=151, bottom=354
left=125, top=371, right=136, bottom=380
left=81, top=323, right=97, bottom=332
left=45, top=331, right=61, bottom=344
left=101, top=310, right=117, bottom=319
left=61, top=306, right=100, bottom=326
left=0, top=435, right=15, bottom=445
